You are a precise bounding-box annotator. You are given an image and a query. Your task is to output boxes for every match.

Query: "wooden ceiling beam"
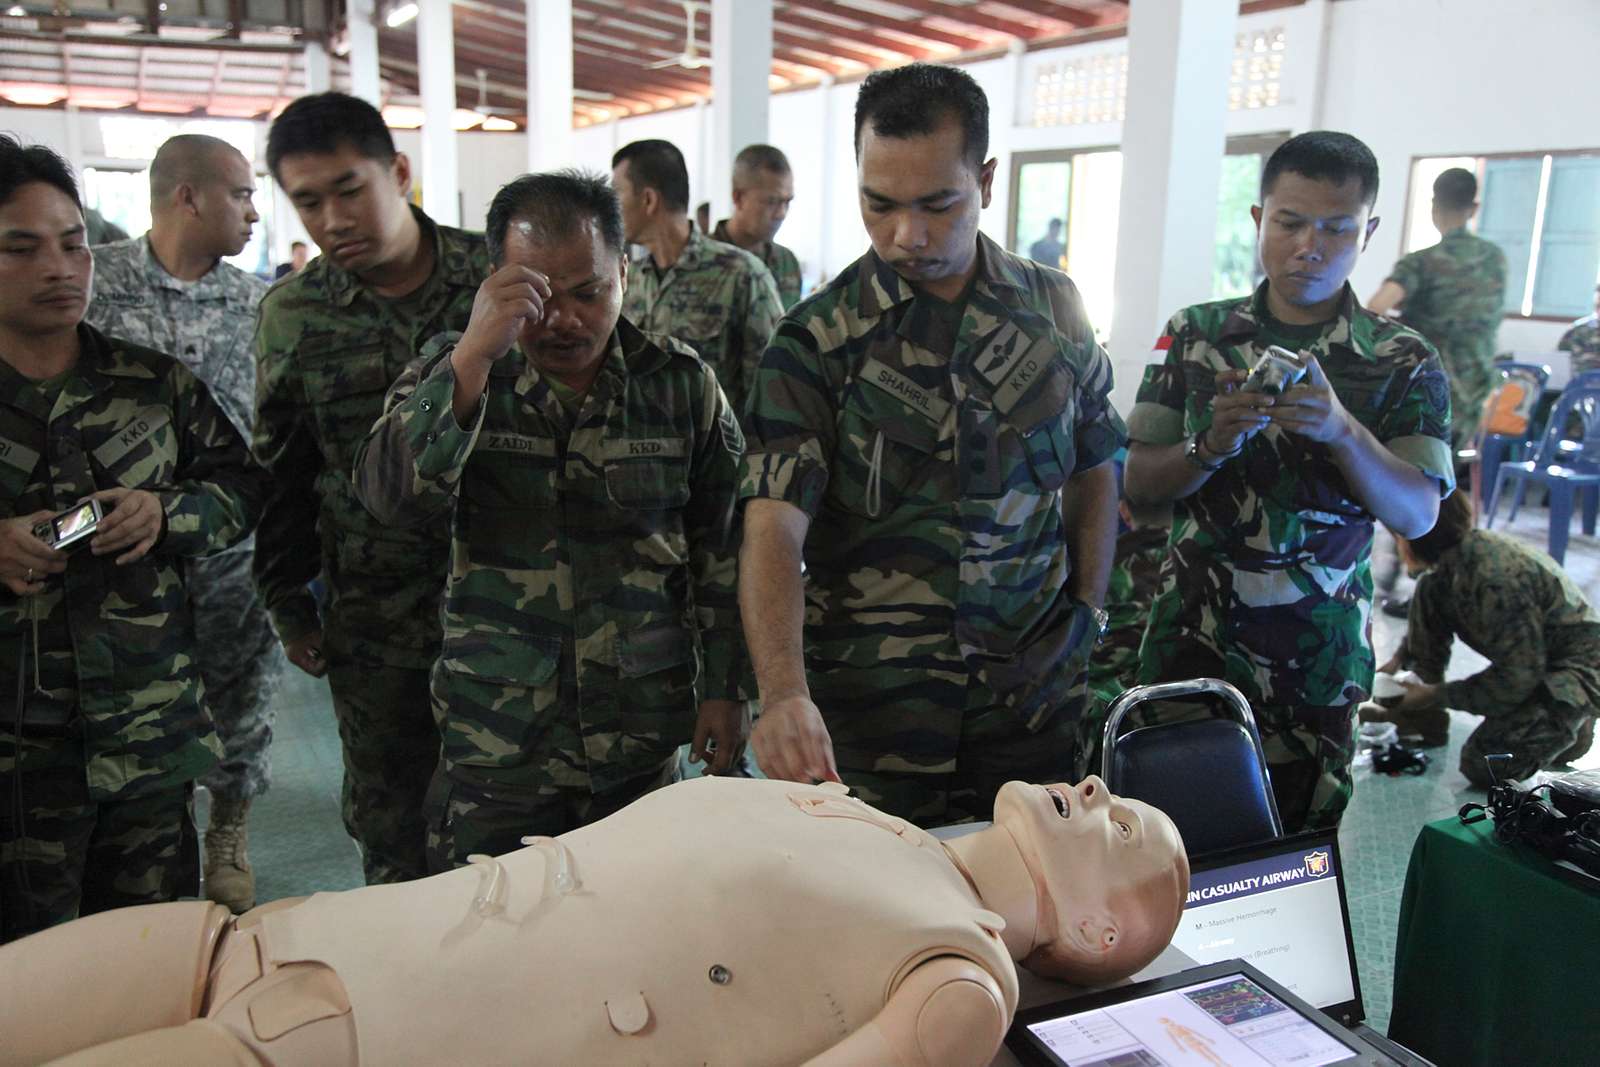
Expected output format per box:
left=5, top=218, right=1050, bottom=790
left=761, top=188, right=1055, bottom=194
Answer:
left=775, top=1, right=987, bottom=52
left=985, top=0, right=1102, bottom=29
left=876, top=0, right=1038, bottom=38
left=772, top=9, right=937, bottom=59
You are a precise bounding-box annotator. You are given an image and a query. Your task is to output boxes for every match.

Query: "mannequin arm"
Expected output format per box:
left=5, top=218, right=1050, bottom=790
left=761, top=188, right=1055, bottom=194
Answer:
left=801, top=956, right=1010, bottom=1067
left=0, top=901, right=231, bottom=1067
left=43, top=1021, right=259, bottom=1067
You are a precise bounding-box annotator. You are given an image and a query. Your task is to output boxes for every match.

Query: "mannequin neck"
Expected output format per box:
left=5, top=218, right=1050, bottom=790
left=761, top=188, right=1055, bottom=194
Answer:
left=942, top=825, right=1040, bottom=962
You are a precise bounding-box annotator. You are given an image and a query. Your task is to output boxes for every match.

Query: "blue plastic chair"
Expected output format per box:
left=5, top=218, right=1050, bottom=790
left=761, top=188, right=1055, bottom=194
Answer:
left=1101, top=678, right=1283, bottom=858
left=1476, top=361, right=1551, bottom=519
left=1485, top=383, right=1600, bottom=564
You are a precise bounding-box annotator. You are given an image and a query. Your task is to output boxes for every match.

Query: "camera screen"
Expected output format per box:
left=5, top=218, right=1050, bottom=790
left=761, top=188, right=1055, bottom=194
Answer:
left=54, top=503, right=97, bottom=541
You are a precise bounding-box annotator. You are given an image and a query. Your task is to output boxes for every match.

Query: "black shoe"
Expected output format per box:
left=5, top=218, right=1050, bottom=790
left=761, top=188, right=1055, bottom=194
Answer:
left=1381, top=595, right=1412, bottom=620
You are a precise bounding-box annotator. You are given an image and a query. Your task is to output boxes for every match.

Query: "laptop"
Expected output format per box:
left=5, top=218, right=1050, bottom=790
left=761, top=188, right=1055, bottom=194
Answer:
left=1006, top=960, right=1394, bottom=1067
left=1167, top=830, right=1365, bottom=1027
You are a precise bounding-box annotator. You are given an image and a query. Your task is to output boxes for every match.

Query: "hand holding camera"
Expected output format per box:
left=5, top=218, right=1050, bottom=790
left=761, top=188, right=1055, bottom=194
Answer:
left=1265, top=351, right=1354, bottom=445
left=1, top=509, right=66, bottom=596
left=86, top=488, right=166, bottom=565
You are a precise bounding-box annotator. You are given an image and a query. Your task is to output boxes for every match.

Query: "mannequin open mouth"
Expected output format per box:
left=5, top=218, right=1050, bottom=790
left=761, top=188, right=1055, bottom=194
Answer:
left=1047, top=787, right=1070, bottom=818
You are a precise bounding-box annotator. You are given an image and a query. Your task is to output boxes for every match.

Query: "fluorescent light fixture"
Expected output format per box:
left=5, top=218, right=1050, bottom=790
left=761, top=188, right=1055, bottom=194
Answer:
left=2, top=84, right=67, bottom=106
left=385, top=2, right=418, bottom=28
left=7, top=6, right=27, bottom=17
left=381, top=104, right=425, bottom=128
left=451, top=108, right=485, bottom=130
left=480, top=115, right=517, bottom=131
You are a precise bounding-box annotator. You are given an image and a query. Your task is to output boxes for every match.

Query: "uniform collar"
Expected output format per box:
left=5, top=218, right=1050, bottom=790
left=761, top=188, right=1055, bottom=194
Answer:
left=131, top=233, right=231, bottom=300
left=506, top=316, right=669, bottom=401
left=857, top=231, right=1026, bottom=320
left=1217, top=280, right=1371, bottom=362
left=319, top=204, right=463, bottom=309
left=711, top=219, right=772, bottom=263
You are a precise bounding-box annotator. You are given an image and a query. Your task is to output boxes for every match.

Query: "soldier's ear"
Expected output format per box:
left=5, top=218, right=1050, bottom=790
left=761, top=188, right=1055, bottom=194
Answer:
left=176, top=181, right=200, bottom=218
left=391, top=152, right=414, bottom=199
left=1363, top=214, right=1381, bottom=251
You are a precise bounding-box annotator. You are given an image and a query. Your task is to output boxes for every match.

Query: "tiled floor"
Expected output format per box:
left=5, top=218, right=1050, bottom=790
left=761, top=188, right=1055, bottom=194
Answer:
left=211, top=507, right=1600, bottom=1036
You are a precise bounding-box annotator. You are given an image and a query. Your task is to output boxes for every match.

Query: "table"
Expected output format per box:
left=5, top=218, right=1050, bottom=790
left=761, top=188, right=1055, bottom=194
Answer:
left=1388, top=816, right=1600, bottom=1066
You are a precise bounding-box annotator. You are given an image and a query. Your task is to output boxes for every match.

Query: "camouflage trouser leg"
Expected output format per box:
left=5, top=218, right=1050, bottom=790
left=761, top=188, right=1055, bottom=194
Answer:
left=189, top=551, right=286, bottom=803
left=1255, top=703, right=1358, bottom=833
left=1445, top=352, right=1492, bottom=449
left=1, top=739, right=189, bottom=943
left=424, top=759, right=672, bottom=872
left=845, top=682, right=1082, bottom=828
left=325, top=655, right=438, bottom=884
left=1459, top=698, right=1593, bottom=788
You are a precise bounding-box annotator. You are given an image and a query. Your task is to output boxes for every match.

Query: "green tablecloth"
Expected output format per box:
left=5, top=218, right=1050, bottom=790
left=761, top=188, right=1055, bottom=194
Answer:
left=1388, top=816, right=1600, bottom=1065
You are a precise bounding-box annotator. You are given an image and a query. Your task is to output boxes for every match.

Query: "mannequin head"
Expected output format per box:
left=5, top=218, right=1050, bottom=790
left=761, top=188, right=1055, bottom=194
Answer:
left=992, top=777, right=1188, bottom=984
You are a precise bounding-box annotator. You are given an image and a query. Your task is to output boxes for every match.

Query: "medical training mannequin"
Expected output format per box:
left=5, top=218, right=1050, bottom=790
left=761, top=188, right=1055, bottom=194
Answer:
left=0, top=775, right=1188, bottom=1067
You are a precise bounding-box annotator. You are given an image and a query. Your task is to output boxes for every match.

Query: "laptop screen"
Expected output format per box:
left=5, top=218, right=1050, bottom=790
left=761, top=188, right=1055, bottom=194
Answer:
left=1167, top=831, right=1364, bottom=1025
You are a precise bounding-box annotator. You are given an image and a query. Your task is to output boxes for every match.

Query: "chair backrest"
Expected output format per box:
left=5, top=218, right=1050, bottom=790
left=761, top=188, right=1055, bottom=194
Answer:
left=1101, top=679, right=1284, bottom=857
left=1481, top=362, right=1550, bottom=438
left=1530, top=384, right=1600, bottom=467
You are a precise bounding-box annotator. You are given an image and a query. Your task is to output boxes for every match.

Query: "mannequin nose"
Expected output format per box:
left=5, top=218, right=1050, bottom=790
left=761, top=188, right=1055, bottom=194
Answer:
left=1078, top=776, right=1108, bottom=807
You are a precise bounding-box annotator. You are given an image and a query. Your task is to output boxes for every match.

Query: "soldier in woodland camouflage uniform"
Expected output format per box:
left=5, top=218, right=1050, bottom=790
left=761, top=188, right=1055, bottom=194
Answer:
left=1074, top=492, right=1171, bottom=780
left=0, top=139, right=265, bottom=941
left=1377, top=491, right=1599, bottom=785
left=254, top=94, right=488, bottom=884
left=355, top=172, right=748, bottom=869
left=712, top=143, right=804, bottom=311
left=1369, top=167, right=1507, bottom=447
left=86, top=134, right=283, bottom=913
left=1127, top=133, right=1454, bottom=833
left=740, top=66, right=1123, bottom=827
left=1558, top=284, right=1600, bottom=375
left=613, top=139, right=783, bottom=421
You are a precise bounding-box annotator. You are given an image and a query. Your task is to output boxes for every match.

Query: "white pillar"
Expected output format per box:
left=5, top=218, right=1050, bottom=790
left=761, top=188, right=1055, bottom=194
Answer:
left=710, top=0, right=771, bottom=220
left=815, top=75, right=836, bottom=281
left=304, top=39, right=331, bottom=94
left=417, top=0, right=461, bottom=226
left=1106, top=0, right=1235, bottom=414
left=346, top=0, right=381, bottom=106
left=526, top=0, right=573, bottom=173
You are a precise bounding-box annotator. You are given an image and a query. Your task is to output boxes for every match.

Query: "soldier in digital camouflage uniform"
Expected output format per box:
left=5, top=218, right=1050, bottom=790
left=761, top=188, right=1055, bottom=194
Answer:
left=86, top=134, right=284, bottom=914
left=1558, top=283, right=1600, bottom=375
left=1074, top=491, right=1171, bottom=780
left=354, top=172, right=748, bottom=869
left=0, top=138, right=265, bottom=942
left=1127, top=132, right=1454, bottom=833
left=740, top=65, right=1123, bottom=827
left=1369, top=167, right=1507, bottom=447
left=254, top=94, right=489, bottom=884
left=1377, top=491, right=1599, bottom=785
left=712, top=143, right=803, bottom=311
left=612, top=139, right=783, bottom=421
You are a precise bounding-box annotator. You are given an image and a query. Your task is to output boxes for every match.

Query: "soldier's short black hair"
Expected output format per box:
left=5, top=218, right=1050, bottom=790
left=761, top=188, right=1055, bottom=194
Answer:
left=611, top=140, right=690, bottom=214
left=1260, top=131, right=1379, bottom=209
left=1432, top=167, right=1478, bottom=212
left=267, top=92, right=396, bottom=179
left=0, top=134, right=81, bottom=212
left=733, top=144, right=791, bottom=187
left=1400, top=489, right=1472, bottom=564
left=854, top=63, right=989, bottom=172
left=486, top=169, right=624, bottom=265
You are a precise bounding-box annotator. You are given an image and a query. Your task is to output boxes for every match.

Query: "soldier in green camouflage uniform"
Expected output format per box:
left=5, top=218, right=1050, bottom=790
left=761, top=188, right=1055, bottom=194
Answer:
left=86, top=134, right=284, bottom=912
left=254, top=93, right=489, bottom=883
left=1074, top=493, right=1170, bottom=779
left=1127, top=132, right=1454, bottom=832
left=1370, top=167, right=1507, bottom=447
left=1558, top=284, right=1600, bottom=375
left=741, top=65, right=1124, bottom=827
left=354, top=172, right=748, bottom=868
left=0, top=137, right=265, bottom=941
left=1381, top=492, right=1599, bottom=785
left=712, top=143, right=803, bottom=310
left=612, top=139, right=783, bottom=420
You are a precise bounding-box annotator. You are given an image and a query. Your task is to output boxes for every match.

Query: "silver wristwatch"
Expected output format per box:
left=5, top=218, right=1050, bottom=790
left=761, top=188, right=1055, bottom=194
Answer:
left=1183, top=432, right=1229, bottom=471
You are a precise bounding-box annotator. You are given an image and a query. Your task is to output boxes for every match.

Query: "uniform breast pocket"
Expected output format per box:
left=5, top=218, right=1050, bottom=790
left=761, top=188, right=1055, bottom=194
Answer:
left=91, top=406, right=179, bottom=488
left=829, top=380, right=942, bottom=519
left=604, top=442, right=692, bottom=511
left=301, top=346, right=393, bottom=467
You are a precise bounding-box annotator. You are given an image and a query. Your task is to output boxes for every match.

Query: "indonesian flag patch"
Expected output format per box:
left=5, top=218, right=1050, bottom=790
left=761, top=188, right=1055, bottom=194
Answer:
left=1148, top=335, right=1173, bottom=364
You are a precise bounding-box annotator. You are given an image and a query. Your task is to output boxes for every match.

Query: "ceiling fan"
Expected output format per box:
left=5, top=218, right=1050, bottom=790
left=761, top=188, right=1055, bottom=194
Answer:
left=647, top=0, right=710, bottom=70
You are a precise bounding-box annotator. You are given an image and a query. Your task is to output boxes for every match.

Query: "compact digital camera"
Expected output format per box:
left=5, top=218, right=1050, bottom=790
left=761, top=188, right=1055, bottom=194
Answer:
left=32, top=499, right=104, bottom=551
left=1242, top=345, right=1307, bottom=396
